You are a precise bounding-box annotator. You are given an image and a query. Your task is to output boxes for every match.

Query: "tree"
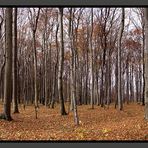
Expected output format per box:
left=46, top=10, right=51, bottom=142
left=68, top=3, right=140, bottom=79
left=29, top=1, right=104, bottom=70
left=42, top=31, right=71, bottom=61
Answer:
left=117, top=8, right=125, bottom=110
left=12, top=8, right=19, bottom=113
left=0, top=8, right=13, bottom=121
left=131, top=8, right=145, bottom=105
left=58, top=8, right=67, bottom=115
left=0, top=10, right=4, bottom=102
left=144, top=8, right=148, bottom=120
left=51, top=17, right=59, bottom=108
left=28, top=8, right=40, bottom=118
left=90, top=8, right=94, bottom=109
left=68, top=8, right=79, bottom=125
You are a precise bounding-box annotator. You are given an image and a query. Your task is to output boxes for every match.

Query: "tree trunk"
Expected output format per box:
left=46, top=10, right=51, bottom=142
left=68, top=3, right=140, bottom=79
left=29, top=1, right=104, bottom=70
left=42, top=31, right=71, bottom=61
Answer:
left=126, top=59, right=130, bottom=104
left=69, top=8, right=79, bottom=125
left=44, top=47, right=48, bottom=106
left=28, top=8, right=40, bottom=119
left=51, top=23, right=59, bottom=109
left=117, top=8, right=124, bottom=111
left=58, top=8, right=67, bottom=115
left=144, top=8, right=148, bottom=120
left=12, top=8, right=19, bottom=114
left=0, top=8, right=13, bottom=121
left=90, top=8, right=94, bottom=109
left=142, top=22, right=145, bottom=106
left=33, top=32, right=38, bottom=118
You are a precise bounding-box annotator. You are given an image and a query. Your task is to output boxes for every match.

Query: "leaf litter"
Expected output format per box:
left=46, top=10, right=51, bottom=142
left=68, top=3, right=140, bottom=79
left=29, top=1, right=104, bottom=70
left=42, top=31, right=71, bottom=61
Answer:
left=0, top=103, right=147, bottom=140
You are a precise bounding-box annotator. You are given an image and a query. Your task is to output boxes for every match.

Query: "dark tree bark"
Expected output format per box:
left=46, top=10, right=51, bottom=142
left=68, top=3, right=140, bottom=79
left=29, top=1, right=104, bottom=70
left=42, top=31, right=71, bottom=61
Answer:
left=12, top=8, right=19, bottom=113
left=0, top=8, right=13, bottom=121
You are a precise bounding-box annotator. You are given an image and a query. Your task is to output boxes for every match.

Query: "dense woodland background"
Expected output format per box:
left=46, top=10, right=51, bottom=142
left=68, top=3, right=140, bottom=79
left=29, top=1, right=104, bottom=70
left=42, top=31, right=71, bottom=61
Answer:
left=0, top=8, right=148, bottom=138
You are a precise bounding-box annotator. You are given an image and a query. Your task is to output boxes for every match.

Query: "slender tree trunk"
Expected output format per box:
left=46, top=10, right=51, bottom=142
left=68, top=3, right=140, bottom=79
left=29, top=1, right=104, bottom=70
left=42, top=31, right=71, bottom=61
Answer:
left=100, top=67, right=104, bottom=107
left=126, top=60, right=129, bottom=104
left=44, top=47, right=48, bottom=106
left=69, top=8, right=79, bottom=125
left=33, top=32, right=38, bottom=119
left=85, top=51, right=89, bottom=105
left=12, top=8, right=19, bottom=114
left=144, top=8, right=148, bottom=120
left=135, top=68, right=139, bottom=102
left=90, top=8, right=94, bottom=109
left=117, top=8, right=124, bottom=111
left=28, top=8, right=40, bottom=119
left=58, top=8, right=67, bottom=115
left=107, top=51, right=111, bottom=108
left=142, top=23, right=145, bottom=106
left=43, top=23, right=48, bottom=107
left=115, top=56, right=118, bottom=109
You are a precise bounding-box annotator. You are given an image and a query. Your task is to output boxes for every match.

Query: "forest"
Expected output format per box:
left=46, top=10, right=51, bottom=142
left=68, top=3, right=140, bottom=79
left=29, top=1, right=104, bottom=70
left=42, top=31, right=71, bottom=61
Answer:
left=0, top=7, right=148, bottom=141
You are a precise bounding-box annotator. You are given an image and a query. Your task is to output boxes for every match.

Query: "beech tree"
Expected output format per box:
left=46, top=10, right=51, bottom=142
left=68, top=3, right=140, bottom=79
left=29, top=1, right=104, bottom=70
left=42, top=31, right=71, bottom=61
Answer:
left=0, top=9, right=4, bottom=102
left=0, top=8, right=13, bottom=121
left=28, top=8, right=40, bottom=118
left=144, top=8, right=148, bottom=120
left=58, top=7, right=67, bottom=115
left=0, top=7, right=146, bottom=123
left=12, top=8, right=19, bottom=113
left=90, top=8, right=94, bottom=109
left=68, top=8, right=79, bottom=125
left=117, top=8, right=125, bottom=110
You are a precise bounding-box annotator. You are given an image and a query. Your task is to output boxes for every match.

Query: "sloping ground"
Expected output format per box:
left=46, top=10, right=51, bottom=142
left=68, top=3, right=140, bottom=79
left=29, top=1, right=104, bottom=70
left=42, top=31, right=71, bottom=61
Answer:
left=0, top=103, right=147, bottom=141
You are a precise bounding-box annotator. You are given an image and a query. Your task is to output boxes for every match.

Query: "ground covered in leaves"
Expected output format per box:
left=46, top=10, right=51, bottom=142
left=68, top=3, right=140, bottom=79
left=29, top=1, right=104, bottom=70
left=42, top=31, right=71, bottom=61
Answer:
left=0, top=103, right=148, bottom=141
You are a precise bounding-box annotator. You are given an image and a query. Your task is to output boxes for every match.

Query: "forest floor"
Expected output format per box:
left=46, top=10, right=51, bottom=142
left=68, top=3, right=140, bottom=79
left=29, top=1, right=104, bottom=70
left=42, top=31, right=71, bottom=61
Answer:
left=0, top=103, right=148, bottom=141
